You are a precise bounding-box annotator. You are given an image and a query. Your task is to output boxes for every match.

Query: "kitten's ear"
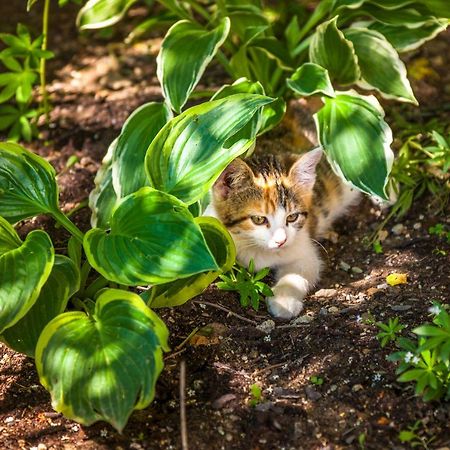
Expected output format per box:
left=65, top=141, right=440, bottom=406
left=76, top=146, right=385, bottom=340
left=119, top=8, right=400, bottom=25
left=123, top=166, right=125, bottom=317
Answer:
left=289, top=147, right=323, bottom=191
left=213, top=158, right=254, bottom=199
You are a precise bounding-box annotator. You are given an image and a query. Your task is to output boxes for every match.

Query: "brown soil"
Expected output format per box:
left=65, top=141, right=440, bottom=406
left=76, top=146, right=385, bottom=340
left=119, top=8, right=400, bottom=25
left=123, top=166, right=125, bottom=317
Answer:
left=1, top=2, right=449, bottom=449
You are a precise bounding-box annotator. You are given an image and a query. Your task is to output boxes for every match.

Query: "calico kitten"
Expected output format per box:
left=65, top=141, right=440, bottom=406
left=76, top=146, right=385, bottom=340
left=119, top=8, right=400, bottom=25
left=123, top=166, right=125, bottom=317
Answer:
left=206, top=131, right=359, bottom=319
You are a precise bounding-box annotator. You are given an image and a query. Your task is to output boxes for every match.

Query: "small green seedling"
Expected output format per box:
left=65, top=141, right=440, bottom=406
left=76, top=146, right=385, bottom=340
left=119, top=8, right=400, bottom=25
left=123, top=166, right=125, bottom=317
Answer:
left=387, top=303, right=450, bottom=401
left=309, top=375, right=324, bottom=386
left=398, top=420, right=436, bottom=449
left=217, top=259, right=273, bottom=311
left=249, top=383, right=263, bottom=407
left=376, top=317, right=406, bottom=348
left=372, top=240, right=383, bottom=254
left=358, top=432, right=366, bottom=450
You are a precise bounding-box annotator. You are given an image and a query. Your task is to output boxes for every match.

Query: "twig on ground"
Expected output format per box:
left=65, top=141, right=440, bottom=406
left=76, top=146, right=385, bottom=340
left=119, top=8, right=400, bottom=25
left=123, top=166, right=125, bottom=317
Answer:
left=165, top=348, right=187, bottom=361
left=175, top=326, right=200, bottom=351
left=180, top=360, right=188, bottom=450
left=192, top=300, right=258, bottom=325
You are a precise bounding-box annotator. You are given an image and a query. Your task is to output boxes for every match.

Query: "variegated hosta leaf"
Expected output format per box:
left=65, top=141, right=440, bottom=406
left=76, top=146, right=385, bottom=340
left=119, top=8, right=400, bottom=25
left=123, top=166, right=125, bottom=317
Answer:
left=309, top=16, right=360, bottom=85
left=145, top=93, right=273, bottom=205
left=2, top=255, right=80, bottom=357
left=367, top=19, right=448, bottom=52
left=84, top=187, right=218, bottom=286
left=89, top=139, right=118, bottom=228
left=345, top=28, right=417, bottom=104
left=77, top=0, right=137, bottom=30
left=287, top=63, right=335, bottom=98
left=112, top=102, right=172, bottom=199
left=0, top=217, right=54, bottom=333
left=149, top=217, right=236, bottom=308
left=0, top=142, right=60, bottom=223
left=35, top=289, right=169, bottom=431
left=212, top=78, right=286, bottom=138
left=342, top=4, right=436, bottom=28
left=157, top=18, right=230, bottom=113
left=314, top=91, right=393, bottom=200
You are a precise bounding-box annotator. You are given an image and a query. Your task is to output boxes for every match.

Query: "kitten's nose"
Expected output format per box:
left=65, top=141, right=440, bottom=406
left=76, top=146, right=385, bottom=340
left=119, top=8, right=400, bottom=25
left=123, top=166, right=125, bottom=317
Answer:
left=270, top=228, right=287, bottom=248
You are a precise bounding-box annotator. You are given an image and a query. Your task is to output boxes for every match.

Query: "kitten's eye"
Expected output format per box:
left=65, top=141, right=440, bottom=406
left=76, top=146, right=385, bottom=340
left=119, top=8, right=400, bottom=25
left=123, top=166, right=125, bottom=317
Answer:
left=250, top=215, right=268, bottom=225
left=286, top=213, right=300, bottom=223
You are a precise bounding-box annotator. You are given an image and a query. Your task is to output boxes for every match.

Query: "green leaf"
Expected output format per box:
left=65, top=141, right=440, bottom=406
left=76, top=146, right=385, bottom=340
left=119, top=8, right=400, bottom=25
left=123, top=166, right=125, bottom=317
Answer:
left=314, top=91, right=393, bottom=199
left=0, top=218, right=54, bottom=333
left=413, top=324, right=448, bottom=337
left=89, top=139, right=118, bottom=228
left=35, top=289, right=169, bottom=431
left=398, top=369, right=424, bottom=382
left=228, top=10, right=269, bottom=44
left=77, top=0, right=138, bottom=30
left=0, top=142, right=60, bottom=223
left=112, top=102, right=172, bottom=198
left=149, top=216, right=236, bottom=308
left=2, top=255, right=80, bottom=357
left=287, top=63, right=335, bottom=98
left=157, top=18, right=230, bottom=113
left=84, top=187, right=218, bottom=286
left=27, top=0, right=39, bottom=11
left=345, top=28, right=417, bottom=104
left=416, top=0, right=450, bottom=17
left=211, top=78, right=265, bottom=147
left=309, top=16, right=360, bottom=85
left=145, top=93, right=273, bottom=205
left=367, top=19, right=448, bottom=52
left=0, top=216, right=22, bottom=254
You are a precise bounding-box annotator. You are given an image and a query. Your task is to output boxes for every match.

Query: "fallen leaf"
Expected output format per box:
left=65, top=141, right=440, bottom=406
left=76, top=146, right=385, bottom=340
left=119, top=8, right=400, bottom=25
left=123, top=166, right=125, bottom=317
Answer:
left=386, top=273, right=407, bottom=286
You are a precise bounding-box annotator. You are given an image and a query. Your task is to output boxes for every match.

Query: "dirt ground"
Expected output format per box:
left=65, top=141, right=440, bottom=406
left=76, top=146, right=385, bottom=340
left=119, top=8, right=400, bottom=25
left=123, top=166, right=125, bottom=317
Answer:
left=0, top=2, right=449, bottom=449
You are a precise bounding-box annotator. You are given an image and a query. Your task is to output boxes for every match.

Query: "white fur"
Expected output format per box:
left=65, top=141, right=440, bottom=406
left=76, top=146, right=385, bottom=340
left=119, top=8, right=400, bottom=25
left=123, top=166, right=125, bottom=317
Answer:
left=205, top=204, right=322, bottom=320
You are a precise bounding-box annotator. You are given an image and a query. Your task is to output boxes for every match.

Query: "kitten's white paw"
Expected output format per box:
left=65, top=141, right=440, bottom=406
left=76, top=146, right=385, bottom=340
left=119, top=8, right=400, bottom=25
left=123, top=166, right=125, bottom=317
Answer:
left=266, top=292, right=304, bottom=320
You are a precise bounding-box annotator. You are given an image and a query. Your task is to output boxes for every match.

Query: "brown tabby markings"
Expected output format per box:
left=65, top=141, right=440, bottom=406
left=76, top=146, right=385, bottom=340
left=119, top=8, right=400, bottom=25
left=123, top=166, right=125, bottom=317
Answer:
left=213, top=149, right=344, bottom=239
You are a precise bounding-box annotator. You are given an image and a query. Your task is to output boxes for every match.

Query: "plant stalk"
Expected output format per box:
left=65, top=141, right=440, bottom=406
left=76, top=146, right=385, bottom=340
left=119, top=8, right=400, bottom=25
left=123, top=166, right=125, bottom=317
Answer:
left=52, top=211, right=85, bottom=243
left=40, top=0, right=51, bottom=124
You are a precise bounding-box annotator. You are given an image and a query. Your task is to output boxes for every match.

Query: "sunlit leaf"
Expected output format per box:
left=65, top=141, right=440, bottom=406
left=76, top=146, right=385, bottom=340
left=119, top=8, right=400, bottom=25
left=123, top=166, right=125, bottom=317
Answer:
left=77, top=0, right=138, bottom=30
left=309, top=16, right=360, bottom=85
left=157, top=18, right=230, bottom=113
left=149, top=217, right=235, bottom=308
left=0, top=217, right=54, bottom=333
left=287, top=63, right=335, bottom=98
left=2, top=255, right=79, bottom=357
left=0, top=142, right=60, bottom=223
left=345, top=28, right=417, bottom=104
left=84, top=187, right=218, bottom=286
left=36, top=289, right=169, bottom=431
left=145, top=93, right=273, bottom=204
left=314, top=91, right=393, bottom=199
left=112, top=102, right=172, bottom=198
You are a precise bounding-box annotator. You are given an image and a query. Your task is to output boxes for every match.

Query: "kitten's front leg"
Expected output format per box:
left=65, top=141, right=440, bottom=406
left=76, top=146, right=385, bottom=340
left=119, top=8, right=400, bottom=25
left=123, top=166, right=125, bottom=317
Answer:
left=267, top=258, right=321, bottom=320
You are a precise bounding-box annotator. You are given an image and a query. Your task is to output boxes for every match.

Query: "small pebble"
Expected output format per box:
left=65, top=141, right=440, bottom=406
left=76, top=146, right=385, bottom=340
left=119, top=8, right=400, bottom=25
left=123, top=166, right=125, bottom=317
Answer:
left=319, top=307, right=328, bottom=316
left=314, top=288, right=337, bottom=298
left=351, top=266, right=363, bottom=274
left=293, top=314, right=314, bottom=324
left=256, top=319, right=276, bottom=334
left=328, top=306, right=339, bottom=314
left=390, top=304, right=412, bottom=312
left=413, top=222, right=422, bottom=230
left=339, top=261, right=351, bottom=271
left=4, top=416, right=14, bottom=424
left=352, top=384, right=364, bottom=392
left=305, top=386, right=322, bottom=401
left=212, top=394, right=236, bottom=409
left=391, top=224, right=405, bottom=235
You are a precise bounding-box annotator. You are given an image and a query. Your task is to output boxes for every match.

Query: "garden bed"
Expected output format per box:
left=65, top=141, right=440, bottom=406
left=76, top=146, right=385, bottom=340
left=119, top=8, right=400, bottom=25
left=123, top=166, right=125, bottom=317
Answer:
left=0, top=2, right=449, bottom=449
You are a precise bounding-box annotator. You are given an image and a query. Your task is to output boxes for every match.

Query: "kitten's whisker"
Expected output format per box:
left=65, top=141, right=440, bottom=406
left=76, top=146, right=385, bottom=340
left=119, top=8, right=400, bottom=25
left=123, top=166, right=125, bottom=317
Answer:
left=311, top=238, right=328, bottom=255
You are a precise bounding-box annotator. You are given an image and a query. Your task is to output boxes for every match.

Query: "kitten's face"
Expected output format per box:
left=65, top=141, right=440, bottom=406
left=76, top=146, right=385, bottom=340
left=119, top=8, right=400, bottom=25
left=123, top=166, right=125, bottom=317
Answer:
left=212, top=149, right=322, bottom=252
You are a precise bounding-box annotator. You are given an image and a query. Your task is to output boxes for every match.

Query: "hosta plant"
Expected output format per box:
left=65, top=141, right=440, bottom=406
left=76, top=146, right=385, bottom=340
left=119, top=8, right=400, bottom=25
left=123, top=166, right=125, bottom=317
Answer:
left=0, top=91, right=270, bottom=429
left=78, top=0, right=450, bottom=199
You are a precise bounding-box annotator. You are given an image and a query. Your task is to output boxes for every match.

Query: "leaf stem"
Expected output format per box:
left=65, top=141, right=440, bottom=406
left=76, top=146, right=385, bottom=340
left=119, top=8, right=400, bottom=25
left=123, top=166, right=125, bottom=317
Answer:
left=40, top=0, right=51, bottom=124
left=52, top=211, right=85, bottom=243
